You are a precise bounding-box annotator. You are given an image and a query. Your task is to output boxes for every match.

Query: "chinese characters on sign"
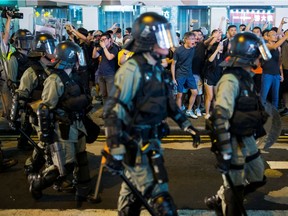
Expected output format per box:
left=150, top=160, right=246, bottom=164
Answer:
left=162, top=8, right=171, bottom=20
left=230, top=10, right=274, bottom=25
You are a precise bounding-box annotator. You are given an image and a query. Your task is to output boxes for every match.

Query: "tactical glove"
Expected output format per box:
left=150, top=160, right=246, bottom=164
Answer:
left=185, top=125, right=201, bottom=148
left=102, top=150, right=124, bottom=175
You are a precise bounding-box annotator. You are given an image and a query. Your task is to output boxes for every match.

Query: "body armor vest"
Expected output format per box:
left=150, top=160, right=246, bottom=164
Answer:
left=131, top=54, right=169, bottom=125
left=29, top=61, right=48, bottom=101
left=227, top=68, right=268, bottom=137
left=11, top=51, right=31, bottom=81
left=53, top=69, right=90, bottom=113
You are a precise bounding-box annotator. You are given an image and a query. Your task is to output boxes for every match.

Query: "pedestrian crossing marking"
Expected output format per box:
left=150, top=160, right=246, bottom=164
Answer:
left=267, top=161, right=288, bottom=170
left=264, top=186, right=288, bottom=205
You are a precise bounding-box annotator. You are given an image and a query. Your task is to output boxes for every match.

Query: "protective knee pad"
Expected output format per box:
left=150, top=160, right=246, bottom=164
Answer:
left=151, top=192, right=178, bottom=216
left=244, top=176, right=267, bottom=196
left=224, top=186, right=244, bottom=216
left=118, top=194, right=142, bottom=216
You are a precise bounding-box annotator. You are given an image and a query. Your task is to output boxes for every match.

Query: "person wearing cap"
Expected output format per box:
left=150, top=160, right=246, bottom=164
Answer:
left=204, top=32, right=272, bottom=216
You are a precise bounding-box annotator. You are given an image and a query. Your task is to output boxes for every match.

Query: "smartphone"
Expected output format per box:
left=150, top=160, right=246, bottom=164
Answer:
left=284, top=17, right=288, bottom=23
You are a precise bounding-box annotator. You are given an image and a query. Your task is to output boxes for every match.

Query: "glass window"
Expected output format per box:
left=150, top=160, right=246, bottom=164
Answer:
left=177, top=6, right=209, bottom=39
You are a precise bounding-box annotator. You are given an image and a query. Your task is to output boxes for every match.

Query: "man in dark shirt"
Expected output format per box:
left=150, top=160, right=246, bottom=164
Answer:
left=192, top=29, right=206, bottom=117
left=171, top=31, right=198, bottom=119
left=92, top=32, right=119, bottom=105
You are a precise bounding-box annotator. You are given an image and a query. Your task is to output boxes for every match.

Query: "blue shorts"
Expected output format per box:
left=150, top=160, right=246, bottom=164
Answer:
left=176, top=76, right=197, bottom=93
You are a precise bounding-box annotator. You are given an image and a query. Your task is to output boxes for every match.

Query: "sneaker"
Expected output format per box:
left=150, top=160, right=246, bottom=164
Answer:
left=185, top=110, right=198, bottom=119
left=280, top=107, right=288, bottom=116
left=181, top=105, right=186, bottom=111
left=195, top=108, right=202, bottom=117
left=204, top=113, right=211, bottom=120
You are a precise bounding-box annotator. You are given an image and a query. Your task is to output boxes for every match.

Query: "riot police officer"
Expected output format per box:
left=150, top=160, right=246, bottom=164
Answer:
left=28, top=41, right=93, bottom=202
left=7, top=29, right=34, bottom=89
left=7, top=29, right=34, bottom=150
left=10, top=32, right=57, bottom=174
left=103, top=12, right=200, bottom=216
left=204, top=32, right=271, bottom=216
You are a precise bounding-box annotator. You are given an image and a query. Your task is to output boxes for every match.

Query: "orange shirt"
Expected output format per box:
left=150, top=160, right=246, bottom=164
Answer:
left=251, top=63, right=262, bottom=74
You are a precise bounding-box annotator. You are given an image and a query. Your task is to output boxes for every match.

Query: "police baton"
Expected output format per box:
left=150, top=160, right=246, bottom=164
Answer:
left=17, top=127, right=44, bottom=155
left=101, top=150, right=157, bottom=216
left=223, top=172, right=248, bottom=216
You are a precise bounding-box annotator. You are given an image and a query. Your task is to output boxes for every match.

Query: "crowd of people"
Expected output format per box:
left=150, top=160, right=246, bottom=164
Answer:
left=0, top=9, right=287, bottom=215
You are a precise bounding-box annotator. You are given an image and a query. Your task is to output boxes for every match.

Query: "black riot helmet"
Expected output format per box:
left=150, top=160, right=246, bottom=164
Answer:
left=124, top=12, right=178, bottom=53
left=54, top=41, right=86, bottom=69
left=14, top=29, right=34, bottom=50
left=220, top=32, right=271, bottom=68
left=29, top=33, right=57, bottom=57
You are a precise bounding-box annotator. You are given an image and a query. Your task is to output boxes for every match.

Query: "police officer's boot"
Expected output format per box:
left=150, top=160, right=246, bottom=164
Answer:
left=0, top=148, right=18, bottom=172
left=151, top=192, right=178, bottom=216
left=244, top=176, right=267, bottom=196
left=53, top=163, right=75, bottom=193
left=75, top=151, right=93, bottom=203
left=204, top=195, right=223, bottom=216
left=28, top=167, right=59, bottom=199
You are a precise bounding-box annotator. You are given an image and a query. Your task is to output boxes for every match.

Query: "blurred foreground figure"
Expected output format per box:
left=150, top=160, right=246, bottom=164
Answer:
left=103, top=12, right=200, bottom=216
left=205, top=32, right=272, bottom=216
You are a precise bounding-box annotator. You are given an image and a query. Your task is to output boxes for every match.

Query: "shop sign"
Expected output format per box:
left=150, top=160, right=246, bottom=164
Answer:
left=230, top=10, right=274, bottom=23
left=162, top=8, right=171, bottom=20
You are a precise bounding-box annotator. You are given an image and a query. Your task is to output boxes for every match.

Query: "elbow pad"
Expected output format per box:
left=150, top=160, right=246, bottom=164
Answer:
left=211, top=106, right=232, bottom=155
left=104, top=115, right=125, bottom=155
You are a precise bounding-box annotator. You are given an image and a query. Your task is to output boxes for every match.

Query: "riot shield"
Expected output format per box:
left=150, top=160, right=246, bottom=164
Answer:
left=257, top=102, right=282, bottom=150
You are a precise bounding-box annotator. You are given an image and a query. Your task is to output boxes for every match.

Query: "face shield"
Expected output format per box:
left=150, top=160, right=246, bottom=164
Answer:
left=258, top=37, right=272, bottom=61
left=153, top=22, right=178, bottom=49
left=17, top=36, right=34, bottom=50
left=32, top=38, right=56, bottom=54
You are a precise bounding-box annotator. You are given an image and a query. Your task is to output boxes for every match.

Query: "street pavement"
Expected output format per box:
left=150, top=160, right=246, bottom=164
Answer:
left=0, top=101, right=288, bottom=215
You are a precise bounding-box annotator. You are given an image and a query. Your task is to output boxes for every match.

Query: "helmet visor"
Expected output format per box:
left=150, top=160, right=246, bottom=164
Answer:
left=154, top=23, right=178, bottom=49
left=77, top=49, right=87, bottom=67
left=18, top=37, right=34, bottom=50
left=32, top=38, right=56, bottom=54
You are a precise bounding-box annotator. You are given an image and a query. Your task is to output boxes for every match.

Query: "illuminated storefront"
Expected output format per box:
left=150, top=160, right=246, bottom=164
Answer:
left=229, top=7, right=275, bottom=29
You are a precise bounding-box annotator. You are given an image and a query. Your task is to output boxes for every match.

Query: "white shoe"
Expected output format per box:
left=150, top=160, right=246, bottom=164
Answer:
left=204, top=114, right=211, bottom=120
left=186, top=110, right=198, bottom=119
left=195, top=108, right=202, bottom=117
